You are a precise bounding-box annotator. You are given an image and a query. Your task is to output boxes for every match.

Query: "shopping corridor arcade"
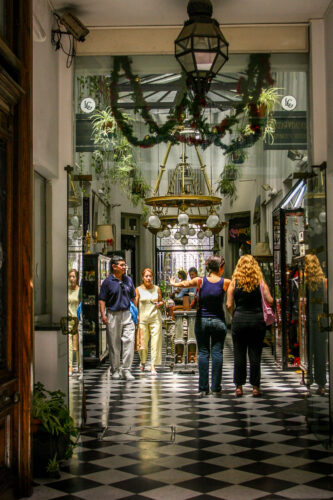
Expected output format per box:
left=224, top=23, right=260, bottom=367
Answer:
left=30, top=335, right=333, bottom=500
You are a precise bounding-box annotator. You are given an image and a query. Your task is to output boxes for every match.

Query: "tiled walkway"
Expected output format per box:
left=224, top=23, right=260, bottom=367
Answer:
left=29, top=334, right=333, bottom=499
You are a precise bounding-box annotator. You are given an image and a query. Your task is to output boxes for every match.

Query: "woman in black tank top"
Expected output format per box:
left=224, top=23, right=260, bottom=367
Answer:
left=227, top=255, right=273, bottom=397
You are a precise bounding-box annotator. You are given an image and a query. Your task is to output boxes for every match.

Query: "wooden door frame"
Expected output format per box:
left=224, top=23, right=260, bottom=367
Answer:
left=0, top=0, right=33, bottom=496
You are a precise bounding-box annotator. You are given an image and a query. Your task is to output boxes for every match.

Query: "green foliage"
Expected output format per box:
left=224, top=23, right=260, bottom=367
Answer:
left=46, top=454, right=60, bottom=473
left=216, top=163, right=240, bottom=203
left=33, top=382, right=78, bottom=458
left=90, top=107, right=150, bottom=207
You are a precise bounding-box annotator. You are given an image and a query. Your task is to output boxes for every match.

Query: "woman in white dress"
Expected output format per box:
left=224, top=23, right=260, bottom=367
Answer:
left=135, top=268, right=163, bottom=375
left=68, top=268, right=81, bottom=376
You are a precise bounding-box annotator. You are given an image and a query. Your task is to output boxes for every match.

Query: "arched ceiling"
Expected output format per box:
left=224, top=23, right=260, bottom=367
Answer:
left=50, top=0, right=332, bottom=27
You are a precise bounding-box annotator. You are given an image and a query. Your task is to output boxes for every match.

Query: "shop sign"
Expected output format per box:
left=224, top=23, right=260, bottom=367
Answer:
left=281, top=95, right=297, bottom=111
left=264, top=111, right=307, bottom=150
left=80, top=97, right=96, bottom=113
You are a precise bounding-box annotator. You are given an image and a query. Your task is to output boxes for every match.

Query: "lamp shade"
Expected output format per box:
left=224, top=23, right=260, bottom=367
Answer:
left=175, top=0, right=229, bottom=95
left=252, top=242, right=272, bottom=257
left=97, top=224, right=114, bottom=242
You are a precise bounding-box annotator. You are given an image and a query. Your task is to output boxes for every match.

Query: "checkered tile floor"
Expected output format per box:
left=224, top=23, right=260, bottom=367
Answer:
left=28, top=333, right=333, bottom=499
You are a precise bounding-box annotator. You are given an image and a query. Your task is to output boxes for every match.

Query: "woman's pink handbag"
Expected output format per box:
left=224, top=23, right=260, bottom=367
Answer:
left=260, top=282, right=275, bottom=326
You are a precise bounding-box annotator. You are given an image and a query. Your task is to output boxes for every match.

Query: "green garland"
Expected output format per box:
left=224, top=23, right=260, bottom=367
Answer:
left=109, top=54, right=275, bottom=151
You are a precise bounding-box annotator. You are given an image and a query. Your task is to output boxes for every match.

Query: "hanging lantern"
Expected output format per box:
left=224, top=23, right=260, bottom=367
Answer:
left=178, top=212, right=189, bottom=225
left=148, top=214, right=161, bottom=228
left=175, top=0, right=229, bottom=96
left=206, top=213, right=220, bottom=228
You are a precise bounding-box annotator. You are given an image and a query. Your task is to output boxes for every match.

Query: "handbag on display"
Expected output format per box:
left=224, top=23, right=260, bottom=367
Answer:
left=260, top=281, right=275, bottom=326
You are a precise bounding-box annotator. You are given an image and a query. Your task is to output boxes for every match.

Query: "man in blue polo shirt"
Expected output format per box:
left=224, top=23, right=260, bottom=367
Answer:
left=99, top=255, right=136, bottom=380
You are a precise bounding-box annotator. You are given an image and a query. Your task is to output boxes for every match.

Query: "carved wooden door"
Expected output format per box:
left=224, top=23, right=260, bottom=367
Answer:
left=0, top=1, right=33, bottom=497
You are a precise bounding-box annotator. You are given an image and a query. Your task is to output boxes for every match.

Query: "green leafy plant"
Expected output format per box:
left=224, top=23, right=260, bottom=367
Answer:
left=216, top=163, right=240, bottom=202
left=33, top=382, right=78, bottom=459
left=46, top=454, right=60, bottom=473
left=90, top=107, right=150, bottom=206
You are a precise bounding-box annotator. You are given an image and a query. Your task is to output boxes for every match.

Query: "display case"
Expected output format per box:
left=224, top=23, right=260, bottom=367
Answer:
left=82, top=253, right=110, bottom=366
left=273, top=184, right=305, bottom=369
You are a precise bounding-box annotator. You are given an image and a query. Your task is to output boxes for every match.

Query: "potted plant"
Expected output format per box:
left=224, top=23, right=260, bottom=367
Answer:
left=216, top=163, right=240, bottom=203
left=32, top=382, right=78, bottom=478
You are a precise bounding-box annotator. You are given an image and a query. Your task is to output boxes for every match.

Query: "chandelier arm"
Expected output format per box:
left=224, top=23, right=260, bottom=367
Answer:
left=153, top=141, right=173, bottom=195
left=181, top=142, right=186, bottom=195
left=194, top=146, right=213, bottom=195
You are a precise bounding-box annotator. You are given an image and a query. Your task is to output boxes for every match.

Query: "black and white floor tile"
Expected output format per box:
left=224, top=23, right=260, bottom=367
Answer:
left=28, top=333, right=333, bottom=499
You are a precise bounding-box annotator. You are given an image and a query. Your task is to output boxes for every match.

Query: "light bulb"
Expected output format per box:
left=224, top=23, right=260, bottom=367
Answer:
left=71, top=215, right=80, bottom=229
left=178, top=212, right=189, bottom=225
left=205, top=229, right=213, bottom=237
left=180, top=224, right=189, bottom=235
left=197, top=230, right=205, bottom=240
left=319, top=211, right=326, bottom=224
left=206, top=214, right=219, bottom=228
left=148, top=214, right=161, bottom=229
left=174, top=231, right=181, bottom=240
left=157, top=230, right=165, bottom=238
left=163, top=228, right=171, bottom=237
left=188, top=227, right=196, bottom=236
left=180, top=236, right=188, bottom=245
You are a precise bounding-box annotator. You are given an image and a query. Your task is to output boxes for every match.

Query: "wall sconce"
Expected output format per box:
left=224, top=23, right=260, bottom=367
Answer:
left=51, top=11, right=89, bottom=67
left=97, top=224, right=114, bottom=254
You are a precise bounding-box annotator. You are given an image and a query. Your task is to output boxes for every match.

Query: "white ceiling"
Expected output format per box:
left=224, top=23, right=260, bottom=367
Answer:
left=50, top=0, right=332, bottom=27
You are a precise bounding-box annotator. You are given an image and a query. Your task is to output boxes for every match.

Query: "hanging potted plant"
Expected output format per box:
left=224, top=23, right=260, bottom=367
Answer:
left=216, top=163, right=240, bottom=202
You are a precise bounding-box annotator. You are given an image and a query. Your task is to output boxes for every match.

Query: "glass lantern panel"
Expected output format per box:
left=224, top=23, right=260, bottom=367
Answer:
left=211, top=52, right=228, bottom=74
left=194, top=51, right=215, bottom=72
left=177, top=52, right=196, bottom=73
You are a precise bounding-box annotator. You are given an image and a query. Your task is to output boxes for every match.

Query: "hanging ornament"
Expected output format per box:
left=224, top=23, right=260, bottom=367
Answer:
left=174, top=231, right=182, bottom=240
left=188, top=227, right=196, bottom=236
left=180, top=224, right=189, bottom=236
left=204, top=229, right=213, bottom=237
left=163, top=228, right=171, bottom=238
left=157, top=230, right=165, bottom=238
left=181, top=236, right=188, bottom=245
left=197, top=230, right=205, bottom=240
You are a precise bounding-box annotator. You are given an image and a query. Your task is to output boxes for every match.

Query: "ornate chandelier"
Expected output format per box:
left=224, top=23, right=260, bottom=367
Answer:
left=145, top=128, right=226, bottom=244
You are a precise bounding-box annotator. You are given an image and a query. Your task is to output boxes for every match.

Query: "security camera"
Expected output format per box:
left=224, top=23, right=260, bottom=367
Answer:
left=58, top=11, right=89, bottom=42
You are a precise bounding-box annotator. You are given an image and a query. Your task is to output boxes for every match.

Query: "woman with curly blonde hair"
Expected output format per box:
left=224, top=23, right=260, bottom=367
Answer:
left=227, top=254, right=273, bottom=397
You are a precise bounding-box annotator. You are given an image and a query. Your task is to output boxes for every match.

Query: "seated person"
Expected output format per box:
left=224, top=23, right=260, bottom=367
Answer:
left=169, top=268, right=200, bottom=317
left=176, top=267, right=198, bottom=301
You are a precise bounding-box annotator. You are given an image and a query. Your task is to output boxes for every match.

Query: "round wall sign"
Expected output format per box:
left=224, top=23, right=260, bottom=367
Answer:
left=80, top=97, right=96, bottom=114
left=281, top=95, right=297, bottom=111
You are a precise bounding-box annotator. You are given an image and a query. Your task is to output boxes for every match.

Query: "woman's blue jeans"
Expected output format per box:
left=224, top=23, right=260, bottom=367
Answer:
left=194, top=316, right=227, bottom=393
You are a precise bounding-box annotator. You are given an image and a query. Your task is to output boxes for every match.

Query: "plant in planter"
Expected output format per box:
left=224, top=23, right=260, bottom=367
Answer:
left=216, top=163, right=240, bottom=203
left=32, top=382, right=78, bottom=477
left=46, top=453, right=60, bottom=479
left=90, top=107, right=150, bottom=208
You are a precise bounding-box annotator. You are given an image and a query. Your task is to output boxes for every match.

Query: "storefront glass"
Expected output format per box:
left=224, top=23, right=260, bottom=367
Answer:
left=71, top=52, right=330, bottom=438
